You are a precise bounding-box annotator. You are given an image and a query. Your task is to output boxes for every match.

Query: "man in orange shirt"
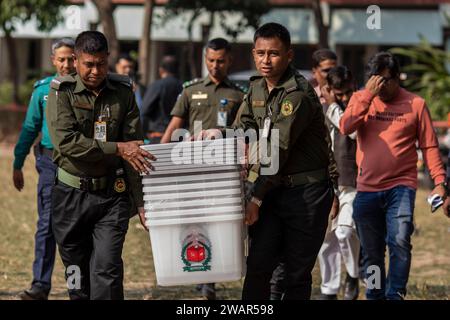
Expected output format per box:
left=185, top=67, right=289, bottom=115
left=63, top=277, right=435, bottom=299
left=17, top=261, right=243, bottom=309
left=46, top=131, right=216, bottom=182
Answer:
left=340, top=52, right=447, bottom=300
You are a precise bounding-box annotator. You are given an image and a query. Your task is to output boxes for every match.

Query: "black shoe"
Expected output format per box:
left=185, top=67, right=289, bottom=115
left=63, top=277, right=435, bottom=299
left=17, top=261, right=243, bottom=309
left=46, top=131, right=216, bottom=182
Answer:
left=18, top=287, right=48, bottom=300
left=343, top=273, right=359, bottom=300
left=318, top=293, right=338, bottom=300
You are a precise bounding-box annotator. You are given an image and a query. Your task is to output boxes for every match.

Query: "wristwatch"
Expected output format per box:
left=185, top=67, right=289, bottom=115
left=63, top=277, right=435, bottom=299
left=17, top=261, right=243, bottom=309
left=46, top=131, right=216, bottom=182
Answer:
left=250, top=196, right=262, bottom=207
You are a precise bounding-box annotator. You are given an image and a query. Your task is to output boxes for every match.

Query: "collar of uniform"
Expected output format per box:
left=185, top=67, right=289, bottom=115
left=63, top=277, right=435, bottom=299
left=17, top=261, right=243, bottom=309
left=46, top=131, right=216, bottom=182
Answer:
left=73, top=74, right=115, bottom=93
left=74, top=74, right=88, bottom=93
left=275, top=66, right=297, bottom=91
left=105, top=76, right=117, bottom=90
left=203, top=76, right=231, bottom=87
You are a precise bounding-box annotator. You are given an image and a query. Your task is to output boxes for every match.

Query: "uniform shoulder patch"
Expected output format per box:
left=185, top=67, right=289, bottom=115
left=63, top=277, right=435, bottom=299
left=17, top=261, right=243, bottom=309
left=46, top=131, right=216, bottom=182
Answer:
left=50, top=74, right=76, bottom=90
left=231, top=82, right=248, bottom=94
left=108, top=73, right=133, bottom=88
left=33, top=76, right=53, bottom=89
left=286, top=85, right=298, bottom=94
left=249, top=74, right=263, bottom=82
left=182, top=78, right=202, bottom=88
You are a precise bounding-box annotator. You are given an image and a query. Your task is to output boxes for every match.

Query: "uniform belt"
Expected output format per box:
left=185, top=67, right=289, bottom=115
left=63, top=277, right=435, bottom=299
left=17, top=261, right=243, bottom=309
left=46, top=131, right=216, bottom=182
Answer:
left=57, top=167, right=108, bottom=191
left=280, top=168, right=328, bottom=187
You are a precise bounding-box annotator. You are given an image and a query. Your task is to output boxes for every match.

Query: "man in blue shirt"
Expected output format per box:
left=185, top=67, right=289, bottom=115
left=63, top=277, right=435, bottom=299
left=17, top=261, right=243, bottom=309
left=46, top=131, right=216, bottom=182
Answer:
left=12, top=38, right=76, bottom=300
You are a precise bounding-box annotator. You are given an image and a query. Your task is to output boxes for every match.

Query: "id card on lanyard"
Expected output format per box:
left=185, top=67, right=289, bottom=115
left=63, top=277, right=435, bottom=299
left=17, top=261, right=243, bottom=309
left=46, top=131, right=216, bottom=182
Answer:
left=217, top=111, right=228, bottom=127
left=94, top=121, right=107, bottom=142
left=94, top=105, right=110, bottom=142
left=261, top=103, right=273, bottom=139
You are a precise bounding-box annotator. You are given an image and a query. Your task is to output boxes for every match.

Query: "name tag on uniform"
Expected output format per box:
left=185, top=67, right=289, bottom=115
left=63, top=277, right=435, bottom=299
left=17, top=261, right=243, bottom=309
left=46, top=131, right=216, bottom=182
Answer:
left=192, top=93, right=208, bottom=99
left=217, top=111, right=227, bottom=127
left=252, top=100, right=265, bottom=108
left=94, top=121, right=107, bottom=142
left=262, top=117, right=271, bottom=138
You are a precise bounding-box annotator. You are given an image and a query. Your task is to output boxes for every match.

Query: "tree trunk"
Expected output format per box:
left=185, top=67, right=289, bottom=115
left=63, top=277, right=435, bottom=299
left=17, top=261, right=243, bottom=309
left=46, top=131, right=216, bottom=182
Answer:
left=187, top=10, right=201, bottom=79
left=4, top=30, right=20, bottom=105
left=92, top=0, right=119, bottom=66
left=138, top=0, right=154, bottom=86
left=311, top=0, right=329, bottom=48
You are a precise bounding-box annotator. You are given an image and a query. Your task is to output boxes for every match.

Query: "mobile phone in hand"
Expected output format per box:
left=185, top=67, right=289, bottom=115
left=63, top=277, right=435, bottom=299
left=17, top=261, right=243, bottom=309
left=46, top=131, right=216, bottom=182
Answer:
left=427, top=194, right=444, bottom=213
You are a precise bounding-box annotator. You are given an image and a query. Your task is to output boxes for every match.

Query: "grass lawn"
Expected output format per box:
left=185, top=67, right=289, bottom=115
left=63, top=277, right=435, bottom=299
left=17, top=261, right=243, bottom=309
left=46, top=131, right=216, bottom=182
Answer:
left=0, top=143, right=448, bottom=300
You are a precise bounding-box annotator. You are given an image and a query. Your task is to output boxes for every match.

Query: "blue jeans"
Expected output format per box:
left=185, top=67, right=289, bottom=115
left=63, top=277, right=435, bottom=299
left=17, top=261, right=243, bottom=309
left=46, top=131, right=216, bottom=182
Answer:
left=353, top=185, right=416, bottom=300
left=33, top=152, right=57, bottom=293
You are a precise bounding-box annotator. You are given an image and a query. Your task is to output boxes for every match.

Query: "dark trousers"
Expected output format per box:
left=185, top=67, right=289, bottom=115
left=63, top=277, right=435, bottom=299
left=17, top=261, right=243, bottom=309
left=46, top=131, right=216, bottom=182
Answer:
left=353, top=186, right=416, bottom=300
left=242, top=180, right=333, bottom=300
left=51, top=181, right=131, bottom=300
left=32, top=152, right=57, bottom=294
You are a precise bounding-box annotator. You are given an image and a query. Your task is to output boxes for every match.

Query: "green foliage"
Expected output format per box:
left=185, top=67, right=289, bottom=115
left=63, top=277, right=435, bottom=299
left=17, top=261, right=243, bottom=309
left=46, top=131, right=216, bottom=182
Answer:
left=391, top=39, right=450, bottom=120
left=18, top=78, right=38, bottom=105
left=158, top=0, right=270, bottom=39
left=0, top=79, right=37, bottom=106
left=0, top=0, right=66, bottom=34
left=0, top=81, right=13, bottom=106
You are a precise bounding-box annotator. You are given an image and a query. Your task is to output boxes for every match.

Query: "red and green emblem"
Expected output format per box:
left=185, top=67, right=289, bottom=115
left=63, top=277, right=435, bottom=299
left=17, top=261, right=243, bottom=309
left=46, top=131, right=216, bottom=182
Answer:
left=181, top=229, right=212, bottom=272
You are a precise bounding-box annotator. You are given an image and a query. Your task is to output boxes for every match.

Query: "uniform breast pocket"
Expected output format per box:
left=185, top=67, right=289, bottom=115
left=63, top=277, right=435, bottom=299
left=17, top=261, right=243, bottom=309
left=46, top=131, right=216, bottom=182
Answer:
left=190, top=99, right=209, bottom=119
left=251, top=107, right=266, bottom=127
left=73, top=106, right=93, bottom=136
left=107, top=105, right=123, bottom=141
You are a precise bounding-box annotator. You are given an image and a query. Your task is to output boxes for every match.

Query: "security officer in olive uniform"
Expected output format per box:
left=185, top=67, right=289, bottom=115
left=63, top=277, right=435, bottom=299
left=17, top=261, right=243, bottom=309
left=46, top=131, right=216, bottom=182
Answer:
left=46, top=31, right=155, bottom=300
left=235, top=23, right=335, bottom=300
left=161, top=38, right=245, bottom=300
left=161, top=38, right=245, bottom=143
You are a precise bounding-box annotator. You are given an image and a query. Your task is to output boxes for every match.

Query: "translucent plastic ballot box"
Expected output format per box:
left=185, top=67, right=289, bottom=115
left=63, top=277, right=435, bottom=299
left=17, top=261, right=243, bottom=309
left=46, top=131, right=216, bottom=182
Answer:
left=140, top=138, right=246, bottom=286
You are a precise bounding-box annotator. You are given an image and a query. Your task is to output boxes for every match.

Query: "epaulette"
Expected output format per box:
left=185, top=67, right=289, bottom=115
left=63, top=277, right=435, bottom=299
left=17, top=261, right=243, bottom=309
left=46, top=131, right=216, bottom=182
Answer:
left=182, top=78, right=202, bottom=88
left=286, top=84, right=298, bottom=94
left=50, top=74, right=76, bottom=90
left=249, top=74, right=263, bottom=82
left=108, top=73, right=133, bottom=88
left=232, top=82, right=248, bottom=94
left=33, top=76, right=53, bottom=89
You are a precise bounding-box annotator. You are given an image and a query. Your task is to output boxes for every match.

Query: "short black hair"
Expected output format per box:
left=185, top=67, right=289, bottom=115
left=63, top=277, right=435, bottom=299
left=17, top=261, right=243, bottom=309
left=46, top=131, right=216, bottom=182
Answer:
left=253, top=22, right=291, bottom=49
left=75, top=31, right=108, bottom=55
left=312, top=49, right=337, bottom=68
left=326, top=66, right=353, bottom=90
left=160, top=55, right=178, bottom=74
left=366, top=51, right=400, bottom=79
left=116, top=53, right=134, bottom=65
left=206, top=38, right=231, bottom=53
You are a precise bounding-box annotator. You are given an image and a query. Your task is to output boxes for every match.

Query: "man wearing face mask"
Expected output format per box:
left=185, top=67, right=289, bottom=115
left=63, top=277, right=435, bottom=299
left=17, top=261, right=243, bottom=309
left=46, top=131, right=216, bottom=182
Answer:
left=46, top=31, right=155, bottom=300
left=340, top=52, right=447, bottom=300
left=318, top=66, right=360, bottom=300
left=13, top=38, right=76, bottom=300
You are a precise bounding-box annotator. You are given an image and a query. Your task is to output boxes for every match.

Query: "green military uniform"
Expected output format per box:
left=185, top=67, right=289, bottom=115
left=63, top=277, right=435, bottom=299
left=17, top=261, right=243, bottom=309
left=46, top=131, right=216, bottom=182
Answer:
left=46, top=73, right=144, bottom=300
left=235, top=65, right=334, bottom=300
left=171, top=76, right=246, bottom=132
